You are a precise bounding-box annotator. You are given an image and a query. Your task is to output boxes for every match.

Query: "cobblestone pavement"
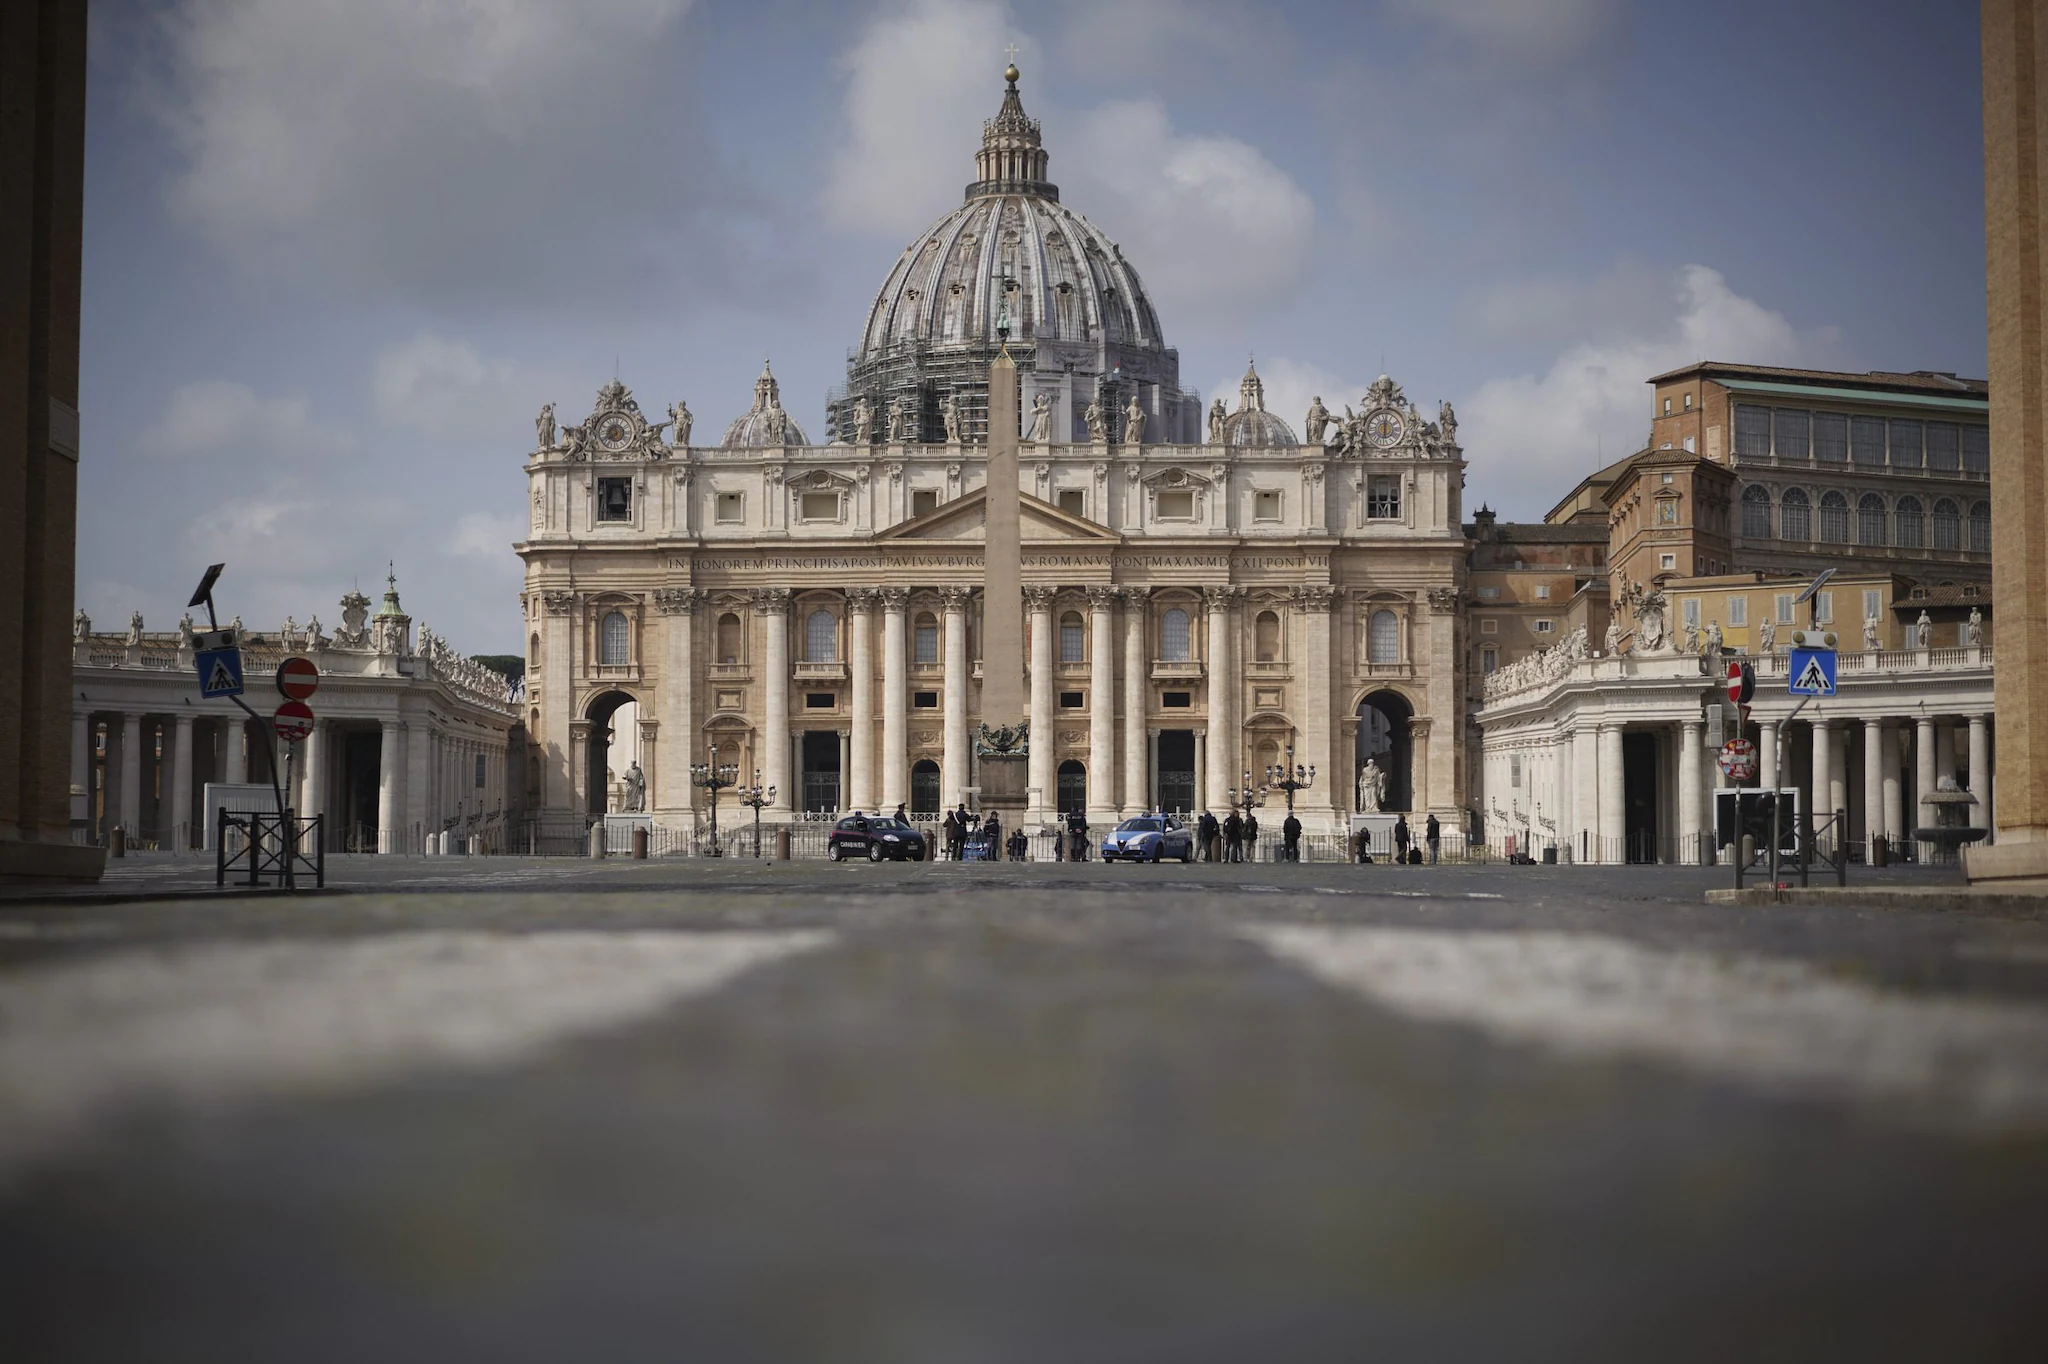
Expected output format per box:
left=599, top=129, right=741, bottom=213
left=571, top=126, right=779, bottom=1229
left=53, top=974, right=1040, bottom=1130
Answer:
left=3, top=860, right=2046, bottom=1361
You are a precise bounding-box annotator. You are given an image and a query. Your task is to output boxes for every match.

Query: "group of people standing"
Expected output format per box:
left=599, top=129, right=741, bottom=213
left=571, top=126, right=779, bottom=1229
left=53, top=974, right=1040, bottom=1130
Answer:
left=1354, top=812, right=1442, bottom=865
left=1192, top=809, right=1304, bottom=862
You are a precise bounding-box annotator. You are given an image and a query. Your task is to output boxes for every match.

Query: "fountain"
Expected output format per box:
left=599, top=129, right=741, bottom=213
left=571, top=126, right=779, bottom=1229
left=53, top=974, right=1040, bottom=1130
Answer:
left=1911, top=776, right=1990, bottom=863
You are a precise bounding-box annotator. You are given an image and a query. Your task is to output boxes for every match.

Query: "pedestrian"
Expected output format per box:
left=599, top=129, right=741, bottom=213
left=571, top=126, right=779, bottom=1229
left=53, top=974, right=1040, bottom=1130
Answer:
left=1243, top=812, right=1260, bottom=863
left=1198, top=810, right=1218, bottom=861
left=893, top=802, right=907, bottom=824
left=1223, top=810, right=1243, bottom=863
left=1355, top=825, right=1373, bottom=864
left=1425, top=812, right=1440, bottom=865
left=982, top=810, right=1001, bottom=862
left=1393, top=814, right=1411, bottom=865
left=1067, top=807, right=1089, bottom=862
left=1282, top=812, right=1302, bottom=862
left=941, top=808, right=961, bottom=861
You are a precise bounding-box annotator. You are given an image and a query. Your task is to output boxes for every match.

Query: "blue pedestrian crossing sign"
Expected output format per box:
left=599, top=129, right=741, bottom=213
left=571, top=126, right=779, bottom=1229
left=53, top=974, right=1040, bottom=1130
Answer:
left=1788, top=647, right=1837, bottom=697
left=196, top=647, right=245, bottom=699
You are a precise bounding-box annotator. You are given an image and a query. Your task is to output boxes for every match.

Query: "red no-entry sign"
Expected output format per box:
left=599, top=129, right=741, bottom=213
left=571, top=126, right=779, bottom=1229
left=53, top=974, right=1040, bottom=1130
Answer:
left=273, top=700, right=315, bottom=743
left=1726, top=659, right=1755, bottom=706
left=276, top=656, right=320, bottom=701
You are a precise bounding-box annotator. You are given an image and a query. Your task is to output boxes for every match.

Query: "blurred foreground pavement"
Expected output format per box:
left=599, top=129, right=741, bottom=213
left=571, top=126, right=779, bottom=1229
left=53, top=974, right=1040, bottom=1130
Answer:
left=2, top=859, right=2046, bottom=1362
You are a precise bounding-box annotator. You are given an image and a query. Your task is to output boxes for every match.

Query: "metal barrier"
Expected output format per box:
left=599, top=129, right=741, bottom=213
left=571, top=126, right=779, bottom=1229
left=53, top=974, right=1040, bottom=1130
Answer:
left=215, top=807, right=324, bottom=888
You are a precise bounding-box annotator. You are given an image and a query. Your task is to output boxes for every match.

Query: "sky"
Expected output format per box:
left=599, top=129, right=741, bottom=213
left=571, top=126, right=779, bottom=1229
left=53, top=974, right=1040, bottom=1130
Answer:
left=76, top=0, right=1989, bottom=657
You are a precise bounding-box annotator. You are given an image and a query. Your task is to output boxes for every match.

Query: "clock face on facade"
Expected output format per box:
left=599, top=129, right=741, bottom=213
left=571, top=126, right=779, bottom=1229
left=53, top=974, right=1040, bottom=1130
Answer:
left=1365, top=408, right=1404, bottom=449
left=597, top=416, right=633, bottom=451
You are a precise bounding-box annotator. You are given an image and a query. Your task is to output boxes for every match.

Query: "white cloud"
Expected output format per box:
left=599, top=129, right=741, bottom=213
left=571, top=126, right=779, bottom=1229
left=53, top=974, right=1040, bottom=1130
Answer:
left=372, top=334, right=520, bottom=441
left=1458, top=264, right=1837, bottom=517
left=152, top=379, right=348, bottom=460
left=448, top=511, right=525, bottom=562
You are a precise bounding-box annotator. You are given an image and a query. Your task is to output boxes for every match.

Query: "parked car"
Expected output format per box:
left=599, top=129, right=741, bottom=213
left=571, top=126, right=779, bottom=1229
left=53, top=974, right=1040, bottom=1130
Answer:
left=827, top=815, right=927, bottom=862
left=1099, top=815, right=1195, bottom=863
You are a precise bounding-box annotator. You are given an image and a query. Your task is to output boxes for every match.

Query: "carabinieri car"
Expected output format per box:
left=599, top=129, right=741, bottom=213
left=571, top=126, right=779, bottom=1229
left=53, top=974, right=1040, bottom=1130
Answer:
left=827, top=814, right=928, bottom=862
left=1099, top=815, right=1195, bottom=863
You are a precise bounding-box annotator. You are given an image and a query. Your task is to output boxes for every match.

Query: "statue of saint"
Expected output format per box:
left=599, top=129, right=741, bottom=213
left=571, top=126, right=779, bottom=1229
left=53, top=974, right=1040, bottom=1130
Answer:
left=1356, top=755, right=1386, bottom=813
left=622, top=760, right=646, bottom=813
left=765, top=403, right=788, bottom=444
left=178, top=613, right=195, bottom=648
left=1123, top=395, right=1146, bottom=446
left=1304, top=396, right=1330, bottom=445
left=1084, top=399, right=1106, bottom=442
left=1914, top=610, right=1933, bottom=648
left=73, top=609, right=89, bottom=642
left=536, top=402, right=555, bottom=450
left=941, top=392, right=961, bottom=444
left=1604, top=619, right=1622, bottom=655
left=854, top=395, right=875, bottom=444
left=1208, top=397, right=1227, bottom=443
left=1704, top=619, right=1723, bottom=654
left=126, top=611, right=143, bottom=645
left=1966, top=605, right=1984, bottom=646
left=1863, top=615, right=1881, bottom=651
left=1029, top=392, right=1053, bottom=443
left=305, top=615, right=322, bottom=648
left=669, top=400, right=692, bottom=447
left=1759, top=616, right=1776, bottom=652
left=1438, top=400, right=1458, bottom=444
left=282, top=616, right=298, bottom=651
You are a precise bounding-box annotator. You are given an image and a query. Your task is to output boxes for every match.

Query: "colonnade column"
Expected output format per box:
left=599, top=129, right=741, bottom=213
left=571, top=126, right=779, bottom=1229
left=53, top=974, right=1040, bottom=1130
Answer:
left=1596, top=723, right=1624, bottom=864
left=758, top=588, right=792, bottom=814
left=1863, top=719, right=1887, bottom=858
left=226, top=715, right=247, bottom=785
left=1025, top=587, right=1055, bottom=823
left=880, top=589, right=908, bottom=809
left=1679, top=719, right=1704, bottom=865
left=377, top=719, right=403, bottom=854
left=1968, top=714, right=1993, bottom=835
left=1122, top=588, right=1148, bottom=814
left=1758, top=719, right=1779, bottom=793
left=1295, top=585, right=1336, bottom=819
left=171, top=714, right=194, bottom=852
left=1882, top=722, right=1904, bottom=850
left=1915, top=716, right=1938, bottom=858
left=657, top=588, right=696, bottom=815
left=1203, top=586, right=1234, bottom=813
left=940, top=586, right=970, bottom=808
left=1571, top=726, right=1597, bottom=861
left=118, top=712, right=142, bottom=837
left=1811, top=719, right=1834, bottom=850
left=69, top=711, right=90, bottom=826
left=847, top=589, right=877, bottom=812
left=1087, top=587, right=1117, bottom=822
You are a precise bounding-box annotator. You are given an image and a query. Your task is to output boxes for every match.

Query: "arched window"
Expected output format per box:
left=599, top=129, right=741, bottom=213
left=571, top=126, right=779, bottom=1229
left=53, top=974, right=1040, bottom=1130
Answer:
left=1858, top=494, right=1887, bottom=547
left=1933, top=498, right=1961, bottom=550
left=528, top=632, right=540, bottom=666
left=1818, top=491, right=1849, bottom=543
left=1741, top=485, right=1772, bottom=539
left=1780, top=488, right=1811, bottom=542
left=913, top=612, right=938, bottom=664
left=716, top=612, right=742, bottom=665
left=599, top=610, right=630, bottom=666
left=805, top=608, right=837, bottom=662
left=1369, top=609, right=1399, bottom=664
left=1895, top=496, right=1923, bottom=548
left=1254, top=610, right=1281, bottom=662
left=1059, top=611, right=1084, bottom=663
left=1970, top=500, right=1992, bottom=552
left=911, top=759, right=941, bottom=814
left=1057, top=759, right=1086, bottom=814
left=1161, top=607, right=1190, bottom=662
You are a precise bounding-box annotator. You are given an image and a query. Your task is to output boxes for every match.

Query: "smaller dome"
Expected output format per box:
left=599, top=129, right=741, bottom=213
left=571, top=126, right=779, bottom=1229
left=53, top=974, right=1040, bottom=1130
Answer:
left=722, top=358, right=809, bottom=447
left=1219, top=358, right=1296, bottom=448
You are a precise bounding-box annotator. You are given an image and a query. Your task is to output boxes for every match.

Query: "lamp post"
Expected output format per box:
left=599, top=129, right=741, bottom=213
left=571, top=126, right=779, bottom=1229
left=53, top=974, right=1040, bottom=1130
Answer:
left=690, top=742, right=740, bottom=857
left=737, top=771, right=775, bottom=859
left=1266, top=745, right=1316, bottom=814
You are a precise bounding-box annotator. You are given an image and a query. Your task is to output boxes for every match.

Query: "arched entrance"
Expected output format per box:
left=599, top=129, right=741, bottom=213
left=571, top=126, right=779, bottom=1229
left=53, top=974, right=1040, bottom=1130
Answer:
left=911, top=759, right=941, bottom=814
left=584, top=690, right=637, bottom=818
left=1356, top=690, right=1413, bottom=813
left=1057, top=759, right=1087, bottom=814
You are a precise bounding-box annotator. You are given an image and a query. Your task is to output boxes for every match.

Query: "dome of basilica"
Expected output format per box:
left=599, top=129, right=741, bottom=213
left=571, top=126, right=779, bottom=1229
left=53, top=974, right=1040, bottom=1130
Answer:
left=721, top=359, right=809, bottom=448
left=1215, top=359, right=1297, bottom=449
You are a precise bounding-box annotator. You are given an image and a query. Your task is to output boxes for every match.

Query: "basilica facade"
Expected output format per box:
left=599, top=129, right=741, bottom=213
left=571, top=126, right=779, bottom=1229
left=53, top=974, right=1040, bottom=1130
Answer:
left=517, top=66, right=1468, bottom=837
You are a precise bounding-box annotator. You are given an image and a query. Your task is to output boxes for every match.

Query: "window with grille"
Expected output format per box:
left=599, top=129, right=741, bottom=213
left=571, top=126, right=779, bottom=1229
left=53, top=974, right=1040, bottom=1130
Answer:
left=1161, top=608, right=1190, bottom=662
left=911, top=760, right=940, bottom=813
left=1368, top=609, right=1399, bottom=664
left=1367, top=476, right=1401, bottom=519
left=1059, top=612, right=1084, bottom=663
left=1848, top=416, right=1886, bottom=465
left=1933, top=498, right=1961, bottom=550
left=1534, top=584, right=1550, bottom=599
left=1772, top=410, right=1810, bottom=461
left=599, top=611, right=630, bottom=666
left=1682, top=599, right=1700, bottom=629
left=1858, top=494, right=1887, bottom=546
left=1733, top=405, right=1772, bottom=458
left=1057, top=761, right=1087, bottom=814
left=1729, top=597, right=1748, bottom=626
left=1863, top=589, right=1882, bottom=622
left=914, top=615, right=938, bottom=664
left=805, top=609, right=837, bottom=662
left=1816, top=591, right=1834, bottom=624
left=1970, top=501, right=1991, bottom=551
left=1926, top=423, right=1960, bottom=472
left=1896, top=496, right=1924, bottom=547
left=1533, top=619, right=1555, bottom=634
left=1780, top=488, right=1811, bottom=541
left=1818, top=492, right=1848, bottom=543
left=1741, top=485, right=1772, bottom=538
left=1961, top=425, right=1990, bottom=473
left=1776, top=594, right=1795, bottom=623
left=1813, top=413, right=1849, bottom=463
left=1889, top=419, right=1925, bottom=469
left=1482, top=648, right=1498, bottom=673
left=596, top=478, right=633, bottom=522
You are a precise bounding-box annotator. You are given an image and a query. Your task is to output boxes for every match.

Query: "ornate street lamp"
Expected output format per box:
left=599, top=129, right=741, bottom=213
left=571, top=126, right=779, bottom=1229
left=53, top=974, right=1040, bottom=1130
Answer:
left=737, top=771, right=776, bottom=860
left=1266, top=744, right=1316, bottom=815
left=690, top=742, right=740, bottom=857
left=1226, top=773, right=1267, bottom=821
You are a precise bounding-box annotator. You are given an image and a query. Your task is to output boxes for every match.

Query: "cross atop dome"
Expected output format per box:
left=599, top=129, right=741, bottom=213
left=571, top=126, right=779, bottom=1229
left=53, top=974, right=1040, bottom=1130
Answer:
left=970, top=60, right=1057, bottom=202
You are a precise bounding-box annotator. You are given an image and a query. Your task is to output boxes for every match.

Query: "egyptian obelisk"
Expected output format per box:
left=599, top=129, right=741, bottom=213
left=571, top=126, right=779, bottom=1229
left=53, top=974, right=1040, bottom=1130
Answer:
left=978, top=345, right=1027, bottom=810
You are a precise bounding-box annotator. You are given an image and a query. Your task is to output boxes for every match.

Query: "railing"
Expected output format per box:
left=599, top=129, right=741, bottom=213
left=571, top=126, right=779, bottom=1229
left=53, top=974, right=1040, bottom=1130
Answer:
left=216, top=808, right=324, bottom=888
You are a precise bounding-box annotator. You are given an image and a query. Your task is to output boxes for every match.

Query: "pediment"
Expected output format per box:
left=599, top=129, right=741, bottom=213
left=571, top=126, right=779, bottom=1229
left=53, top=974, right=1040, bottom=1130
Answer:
left=877, top=490, right=1121, bottom=543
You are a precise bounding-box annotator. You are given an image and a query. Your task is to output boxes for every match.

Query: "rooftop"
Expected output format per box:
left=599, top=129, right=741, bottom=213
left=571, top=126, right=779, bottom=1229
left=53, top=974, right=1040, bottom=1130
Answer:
left=1646, top=361, right=1988, bottom=398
